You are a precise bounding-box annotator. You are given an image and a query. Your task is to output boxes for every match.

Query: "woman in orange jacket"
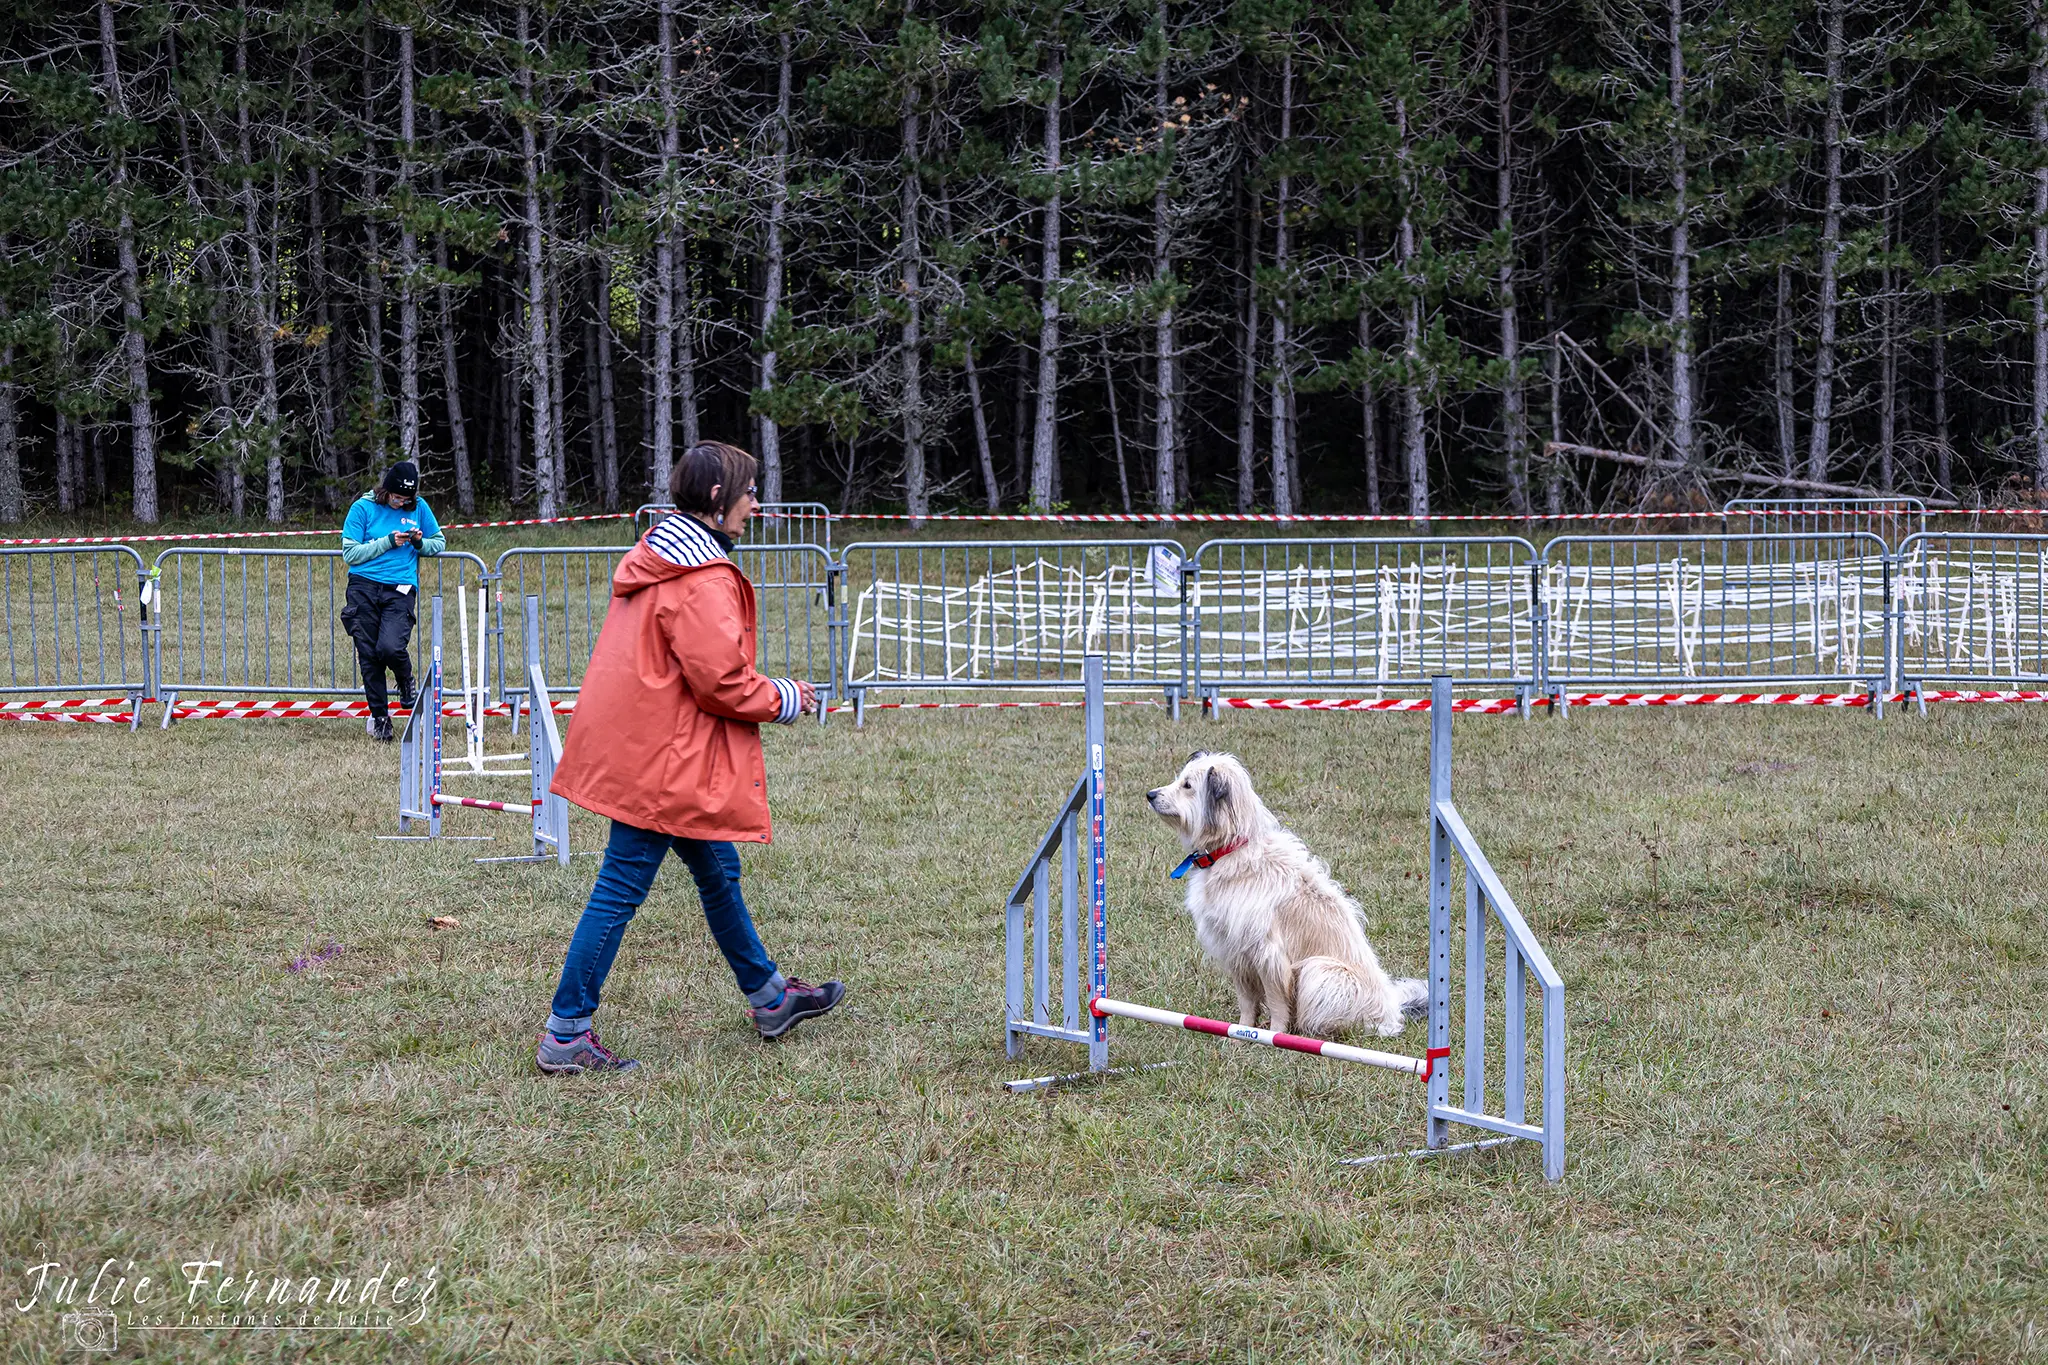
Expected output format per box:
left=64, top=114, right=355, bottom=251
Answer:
left=536, top=441, right=843, bottom=1074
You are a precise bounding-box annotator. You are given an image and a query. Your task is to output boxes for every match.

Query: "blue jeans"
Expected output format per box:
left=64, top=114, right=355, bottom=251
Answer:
left=546, top=820, right=786, bottom=1036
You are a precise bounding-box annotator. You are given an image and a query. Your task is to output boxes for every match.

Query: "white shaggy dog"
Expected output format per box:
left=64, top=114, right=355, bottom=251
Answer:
left=1145, top=751, right=1427, bottom=1039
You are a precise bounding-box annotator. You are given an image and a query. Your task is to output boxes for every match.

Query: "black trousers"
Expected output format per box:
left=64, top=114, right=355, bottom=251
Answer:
left=342, top=578, right=418, bottom=719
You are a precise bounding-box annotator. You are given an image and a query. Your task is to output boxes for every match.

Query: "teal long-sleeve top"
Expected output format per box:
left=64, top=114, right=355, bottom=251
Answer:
left=340, top=494, right=445, bottom=585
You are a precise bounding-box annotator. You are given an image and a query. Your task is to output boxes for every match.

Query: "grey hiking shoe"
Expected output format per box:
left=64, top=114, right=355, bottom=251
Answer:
left=535, top=1029, right=641, bottom=1075
left=749, top=977, right=844, bottom=1039
left=372, top=716, right=395, bottom=742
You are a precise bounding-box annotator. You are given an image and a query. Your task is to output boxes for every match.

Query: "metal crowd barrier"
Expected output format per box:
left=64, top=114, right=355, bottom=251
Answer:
left=633, top=501, right=834, bottom=550
left=1540, top=533, right=1891, bottom=706
left=0, top=545, right=154, bottom=723
left=41, top=518, right=2048, bottom=733
left=1723, top=496, right=1928, bottom=548
left=493, top=543, right=838, bottom=723
left=1188, top=537, right=1541, bottom=710
left=152, top=548, right=491, bottom=709
left=838, top=539, right=1188, bottom=720
left=1894, top=532, right=2048, bottom=698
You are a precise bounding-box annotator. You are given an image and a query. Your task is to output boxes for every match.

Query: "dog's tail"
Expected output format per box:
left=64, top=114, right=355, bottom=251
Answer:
left=1292, top=956, right=1414, bottom=1039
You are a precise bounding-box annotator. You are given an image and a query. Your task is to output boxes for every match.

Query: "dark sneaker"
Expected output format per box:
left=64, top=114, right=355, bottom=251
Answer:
left=373, top=716, right=395, bottom=742
left=535, top=1029, right=641, bottom=1074
left=398, top=680, right=417, bottom=713
left=750, top=977, right=845, bottom=1039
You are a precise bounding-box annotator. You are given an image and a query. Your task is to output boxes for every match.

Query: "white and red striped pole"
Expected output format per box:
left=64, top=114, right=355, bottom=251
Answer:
left=432, top=794, right=543, bottom=814
left=1088, top=997, right=1432, bottom=1077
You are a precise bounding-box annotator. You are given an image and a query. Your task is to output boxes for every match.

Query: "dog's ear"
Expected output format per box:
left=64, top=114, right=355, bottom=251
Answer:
left=1186, top=750, right=1210, bottom=765
left=1205, top=765, right=1232, bottom=807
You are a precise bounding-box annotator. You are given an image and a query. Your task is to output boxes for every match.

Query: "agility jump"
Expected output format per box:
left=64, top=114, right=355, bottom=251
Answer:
left=392, top=593, right=575, bottom=865
left=1002, top=662, right=1567, bottom=1181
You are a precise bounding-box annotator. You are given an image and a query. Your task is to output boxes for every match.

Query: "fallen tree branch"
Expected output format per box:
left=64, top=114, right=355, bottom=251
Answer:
left=1540, top=441, right=1956, bottom=506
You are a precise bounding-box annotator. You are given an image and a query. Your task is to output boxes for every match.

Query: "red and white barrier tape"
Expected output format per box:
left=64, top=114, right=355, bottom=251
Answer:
left=835, top=508, right=1955, bottom=525
left=11, top=687, right=2048, bottom=723
left=824, top=697, right=1162, bottom=713
left=1216, top=695, right=1528, bottom=714
left=16, top=504, right=2048, bottom=549
left=1564, top=691, right=1880, bottom=708
left=0, top=511, right=638, bottom=548
left=0, top=696, right=133, bottom=712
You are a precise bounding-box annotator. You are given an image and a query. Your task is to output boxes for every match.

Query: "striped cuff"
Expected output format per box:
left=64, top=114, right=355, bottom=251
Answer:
left=769, top=678, right=802, bottom=725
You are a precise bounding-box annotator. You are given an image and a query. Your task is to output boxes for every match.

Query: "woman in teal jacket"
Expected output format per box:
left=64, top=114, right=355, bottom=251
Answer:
left=340, top=461, right=445, bottom=740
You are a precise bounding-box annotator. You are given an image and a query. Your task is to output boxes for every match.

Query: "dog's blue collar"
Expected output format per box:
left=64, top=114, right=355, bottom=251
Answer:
left=1170, top=838, right=1246, bottom=879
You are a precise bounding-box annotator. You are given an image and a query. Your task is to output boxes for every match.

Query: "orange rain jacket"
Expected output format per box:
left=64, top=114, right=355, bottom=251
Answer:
left=549, top=515, right=801, bottom=842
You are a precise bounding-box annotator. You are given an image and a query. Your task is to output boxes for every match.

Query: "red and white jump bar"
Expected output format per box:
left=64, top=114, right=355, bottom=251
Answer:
left=431, top=793, right=542, bottom=813
left=1089, top=997, right=1426, bottom=1077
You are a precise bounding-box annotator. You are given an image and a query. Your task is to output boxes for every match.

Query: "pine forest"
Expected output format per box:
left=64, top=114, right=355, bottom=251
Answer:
left=4, top=0, right=2048, bottom=525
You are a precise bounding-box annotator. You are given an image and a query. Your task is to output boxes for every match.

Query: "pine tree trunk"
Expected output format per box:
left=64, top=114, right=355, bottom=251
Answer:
left=1237, top=174, right=1259, bottom=511
left=1030, top=41, right=1064, bottom=510
left=1932, top=203, right=1951, bottom=495
left=1541, top=216, right=1562, bottom=515
left=1396, top=96, right=1428, bottom=525
left=1359, top=269, right=1380, bottom=516
left=592, top=233, right=620, bottom=511
left=1668, top=0, right=1694, bottom=467
left=237, top=26, right=285, bottom=522
left=1879, top=185, right=1897, bottom=492
left=0, top=282, right=17, bottom=523
left=1268, top=50, right=1294, bottom=516
left=308, top=166, right=340, bottom=508
left=759, top=30, right=794, bottom=501
left=2032, top=0, right=2048, bottom=488
left=1497, top=0, right=1528, bottom=512
left=1152, top=2, right=1177, bottom=515
left=55, top=412, right=77, bottom=515
left=518, top=3, right=557, bottom=517
left=1806, top=0, right=1844, bottom=483
left=1012, top=344, right=1030, bottom=501
left=549, top=262, right=568, bottom=502
left=651, top=0, right=678, bottom=496
left=206, top=307, right=244, bottom=518
left=965, top=344, right=999, bottom=509
left=1775, top=214, right=1796, bottom=479
left=502, top=287, right=524, bottom=503
left=430, top=137, right=474, bottom=513
left=900, top=7, right=927, bottom=526
left=396, top=24, right=421, bottom=482
left=98, top=0, right=158, bottom=523
left=362, top=26, right=387, bottom=447
left=674, top=231, right=698, bottom=450
left=1102, top=338, right=1131, bottom=512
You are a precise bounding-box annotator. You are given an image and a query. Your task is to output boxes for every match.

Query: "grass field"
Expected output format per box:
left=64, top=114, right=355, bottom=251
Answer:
left=2, top=702, right=2044, bottom=1363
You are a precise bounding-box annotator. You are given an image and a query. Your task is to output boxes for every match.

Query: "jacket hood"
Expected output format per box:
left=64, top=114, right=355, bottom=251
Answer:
left=613, top=515, right=735, bottom=596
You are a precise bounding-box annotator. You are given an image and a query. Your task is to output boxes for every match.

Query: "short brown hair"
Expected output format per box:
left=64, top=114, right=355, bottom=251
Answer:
left=669, top=441, right=759, bottom=521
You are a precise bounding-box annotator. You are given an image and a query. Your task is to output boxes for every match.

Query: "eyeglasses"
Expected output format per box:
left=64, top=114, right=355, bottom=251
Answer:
left=744, top=486, right=759, bottom=499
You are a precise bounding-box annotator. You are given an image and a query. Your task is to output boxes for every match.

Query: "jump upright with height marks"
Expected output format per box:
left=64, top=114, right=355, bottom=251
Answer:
left=1002, top=663, right=1567, bottom=1182
left=391, top=594, right=577, bottom=865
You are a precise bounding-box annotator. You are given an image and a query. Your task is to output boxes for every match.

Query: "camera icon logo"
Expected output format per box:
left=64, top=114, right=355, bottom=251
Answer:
left=60, top=1307, right=118, bottom=1354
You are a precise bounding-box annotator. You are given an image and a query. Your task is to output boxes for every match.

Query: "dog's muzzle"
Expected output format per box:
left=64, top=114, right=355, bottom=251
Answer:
left=1145, top=788, right=1167, bottom=811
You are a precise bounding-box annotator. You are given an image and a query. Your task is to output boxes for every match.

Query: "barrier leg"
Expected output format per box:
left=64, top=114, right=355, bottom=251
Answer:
left=1426, top=675, right=1453, bottom=1150
left=1085, top=653, right=1108, bottom=1074
left=428, top=598, right=444, bottom=839
left=1005, top=894, right=1025, bottom=1059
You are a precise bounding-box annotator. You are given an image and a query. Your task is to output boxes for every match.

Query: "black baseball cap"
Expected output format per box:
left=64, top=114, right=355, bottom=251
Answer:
left=381, top=461, right=420, bottom=496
